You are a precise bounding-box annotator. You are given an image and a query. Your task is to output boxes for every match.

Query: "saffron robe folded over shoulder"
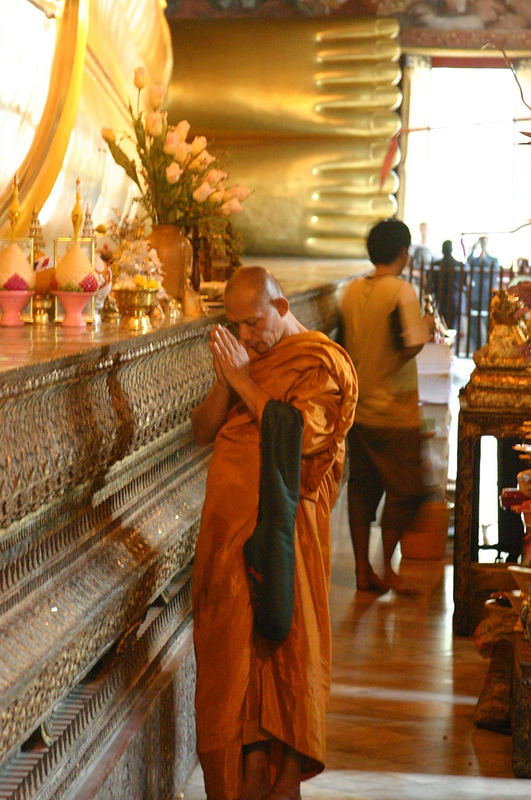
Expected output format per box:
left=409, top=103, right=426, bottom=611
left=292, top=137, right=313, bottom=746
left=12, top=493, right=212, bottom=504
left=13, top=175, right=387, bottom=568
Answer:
left=192, top=331, right=357, bottom=800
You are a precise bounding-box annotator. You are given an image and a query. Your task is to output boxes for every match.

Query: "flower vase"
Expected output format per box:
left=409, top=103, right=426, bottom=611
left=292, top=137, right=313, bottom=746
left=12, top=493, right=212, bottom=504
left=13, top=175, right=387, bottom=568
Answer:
left=190, top=227, right=201, bottom=291
left=147, top=225, right=192, bottom=304
left=201, top=235, right=213, bottom=282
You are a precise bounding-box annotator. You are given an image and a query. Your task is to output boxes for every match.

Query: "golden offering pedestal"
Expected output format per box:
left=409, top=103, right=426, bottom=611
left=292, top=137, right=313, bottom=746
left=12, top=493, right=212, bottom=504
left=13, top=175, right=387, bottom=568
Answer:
left=113, top=288, right=159, bottom=333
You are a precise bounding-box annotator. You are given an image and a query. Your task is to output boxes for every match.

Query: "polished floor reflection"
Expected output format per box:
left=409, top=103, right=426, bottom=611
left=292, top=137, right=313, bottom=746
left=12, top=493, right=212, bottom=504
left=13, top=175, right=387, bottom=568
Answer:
left=184, top=489, right=529, bottom=799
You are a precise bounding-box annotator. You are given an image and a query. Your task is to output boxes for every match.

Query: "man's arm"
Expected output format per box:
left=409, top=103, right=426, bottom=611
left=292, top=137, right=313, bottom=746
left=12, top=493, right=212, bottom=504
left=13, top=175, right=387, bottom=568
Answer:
left=397, top=281, right=432, bottom=362
left=191, top=325, right=239, bottom=445
left=402, top=343, right=424, bottom=361
left=191, top=378, right=232, bottom=446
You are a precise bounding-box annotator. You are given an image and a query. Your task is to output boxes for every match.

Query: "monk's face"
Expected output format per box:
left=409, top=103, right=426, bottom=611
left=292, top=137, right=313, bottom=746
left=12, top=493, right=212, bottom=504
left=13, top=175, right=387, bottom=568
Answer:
left=225, top=288, right=285, bottom=356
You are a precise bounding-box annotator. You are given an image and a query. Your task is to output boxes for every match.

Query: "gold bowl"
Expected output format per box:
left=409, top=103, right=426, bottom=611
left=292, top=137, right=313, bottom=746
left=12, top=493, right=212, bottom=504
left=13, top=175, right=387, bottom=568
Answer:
left=112, top=288, right=159, bottom=333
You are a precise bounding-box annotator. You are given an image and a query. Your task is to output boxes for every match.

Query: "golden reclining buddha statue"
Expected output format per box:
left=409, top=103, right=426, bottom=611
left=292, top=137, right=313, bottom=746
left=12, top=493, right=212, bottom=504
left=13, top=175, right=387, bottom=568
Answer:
left=0, top=4, right=400, bottom=260
left=167, top=17, right=401, bottom=258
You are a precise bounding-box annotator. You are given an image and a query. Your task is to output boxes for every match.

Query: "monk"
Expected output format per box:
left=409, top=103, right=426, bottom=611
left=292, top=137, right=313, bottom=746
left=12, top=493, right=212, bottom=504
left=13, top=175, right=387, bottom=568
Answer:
left=191, top=267, right=357, bottom=800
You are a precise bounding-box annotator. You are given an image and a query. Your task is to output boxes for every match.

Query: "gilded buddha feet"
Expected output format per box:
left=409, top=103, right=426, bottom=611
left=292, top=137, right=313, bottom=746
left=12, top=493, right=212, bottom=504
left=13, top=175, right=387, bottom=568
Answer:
left=168, top=18, right=401, bottom=258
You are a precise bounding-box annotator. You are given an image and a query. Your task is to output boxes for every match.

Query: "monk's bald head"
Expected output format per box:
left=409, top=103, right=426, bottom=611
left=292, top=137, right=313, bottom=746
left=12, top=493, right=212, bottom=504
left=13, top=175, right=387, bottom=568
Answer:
left=223, top=267, right=291, bottom=356
left=224, top=266, right=285, bottom=308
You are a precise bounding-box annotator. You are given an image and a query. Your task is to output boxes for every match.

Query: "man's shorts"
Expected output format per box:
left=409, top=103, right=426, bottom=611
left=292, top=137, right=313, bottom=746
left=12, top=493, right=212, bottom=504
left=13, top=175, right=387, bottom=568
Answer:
left=347, top=422, right=428, bottom=532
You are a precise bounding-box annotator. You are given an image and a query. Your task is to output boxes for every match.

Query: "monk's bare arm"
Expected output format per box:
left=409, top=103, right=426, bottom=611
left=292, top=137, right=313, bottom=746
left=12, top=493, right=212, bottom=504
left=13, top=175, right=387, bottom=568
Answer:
left=191, top=379, right=232, bottom=446
left=221, top=370, right=270, bottom=422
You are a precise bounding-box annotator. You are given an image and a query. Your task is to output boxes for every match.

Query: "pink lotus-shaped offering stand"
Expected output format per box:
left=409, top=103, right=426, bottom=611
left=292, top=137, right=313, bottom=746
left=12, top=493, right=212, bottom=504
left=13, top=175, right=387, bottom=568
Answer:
left=54, top=290, right=95, bottom=328
left=0, top=289, right=33, bottom=326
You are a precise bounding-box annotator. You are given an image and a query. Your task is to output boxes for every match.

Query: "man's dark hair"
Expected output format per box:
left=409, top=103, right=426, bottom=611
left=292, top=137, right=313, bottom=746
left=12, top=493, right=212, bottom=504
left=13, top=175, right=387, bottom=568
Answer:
left=442, top=240, right=453, bottom=257
left=366, top=218, right=411, bottom=265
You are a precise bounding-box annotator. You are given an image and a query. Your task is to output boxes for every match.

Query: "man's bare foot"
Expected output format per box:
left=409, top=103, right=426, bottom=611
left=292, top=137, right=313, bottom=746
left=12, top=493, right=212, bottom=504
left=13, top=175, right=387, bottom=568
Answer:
left=238, top=780, right=271, bottom=800
left=239, top=744, right=271, bottom=800
left=385, top=569, right=419, bottom=596
left=356, top=568, right=389, bottom=593
left=262, top=787, right=301, bottom=800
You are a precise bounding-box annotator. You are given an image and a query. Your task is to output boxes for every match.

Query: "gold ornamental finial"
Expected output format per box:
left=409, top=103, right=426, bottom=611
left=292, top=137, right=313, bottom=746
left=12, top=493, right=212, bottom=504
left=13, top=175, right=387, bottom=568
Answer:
left=29, top=206, right=46, bottom=258
left=82, top=203, right=94, bottom=238
left=71, top=177, right=83, bottom=239
left=8, top=175, right=20, bottom=238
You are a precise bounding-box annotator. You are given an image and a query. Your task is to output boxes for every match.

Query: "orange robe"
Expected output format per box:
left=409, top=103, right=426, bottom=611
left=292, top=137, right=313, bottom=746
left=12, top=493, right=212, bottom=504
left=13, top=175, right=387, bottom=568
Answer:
left=192, top=331, right=357, bottom=800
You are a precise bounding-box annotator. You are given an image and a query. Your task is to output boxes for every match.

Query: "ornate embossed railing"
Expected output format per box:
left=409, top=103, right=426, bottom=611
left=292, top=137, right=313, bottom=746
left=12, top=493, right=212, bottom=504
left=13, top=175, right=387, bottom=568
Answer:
left=0, top=274, right=347, bottom=799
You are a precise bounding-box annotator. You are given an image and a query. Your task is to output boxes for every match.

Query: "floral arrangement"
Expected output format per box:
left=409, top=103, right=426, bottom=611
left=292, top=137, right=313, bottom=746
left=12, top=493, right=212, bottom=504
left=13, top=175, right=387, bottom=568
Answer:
left=101, top=66, right=250, bottom=259
left=111, top=239, right=163, bottom=291
left=100, top=213, right=163, bottom=292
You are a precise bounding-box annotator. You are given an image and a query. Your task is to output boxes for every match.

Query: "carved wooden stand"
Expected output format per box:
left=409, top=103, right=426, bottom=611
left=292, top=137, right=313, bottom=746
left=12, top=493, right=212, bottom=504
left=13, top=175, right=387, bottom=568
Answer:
left=453, top=350, right=531, bottom=636
left=512, top=630, right=531, bottom=777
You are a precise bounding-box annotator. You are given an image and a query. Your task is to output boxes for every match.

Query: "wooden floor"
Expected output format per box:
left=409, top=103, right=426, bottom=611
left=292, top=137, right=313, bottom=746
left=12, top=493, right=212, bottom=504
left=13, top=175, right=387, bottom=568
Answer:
left=184, top=488, right=530, bottom=800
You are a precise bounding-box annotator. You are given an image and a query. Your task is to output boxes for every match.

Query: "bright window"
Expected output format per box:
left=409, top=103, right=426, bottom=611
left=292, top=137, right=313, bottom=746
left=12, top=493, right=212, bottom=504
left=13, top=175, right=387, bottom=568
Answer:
left=401, top=63, right=531, bottom=267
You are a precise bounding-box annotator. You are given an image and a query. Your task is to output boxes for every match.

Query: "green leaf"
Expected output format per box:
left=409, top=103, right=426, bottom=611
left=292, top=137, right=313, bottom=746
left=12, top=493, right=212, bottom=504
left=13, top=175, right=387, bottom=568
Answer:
left=106, top=140, right=141, bottom=188
left=134, top=115, right=146, bottom=152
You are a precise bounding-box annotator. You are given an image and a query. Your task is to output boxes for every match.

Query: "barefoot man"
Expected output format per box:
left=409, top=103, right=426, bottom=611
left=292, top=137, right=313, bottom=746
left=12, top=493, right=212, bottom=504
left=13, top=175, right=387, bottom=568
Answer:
left=191, top=267, right=357, bottom=800
left=340, top=219, right=432, bottom=594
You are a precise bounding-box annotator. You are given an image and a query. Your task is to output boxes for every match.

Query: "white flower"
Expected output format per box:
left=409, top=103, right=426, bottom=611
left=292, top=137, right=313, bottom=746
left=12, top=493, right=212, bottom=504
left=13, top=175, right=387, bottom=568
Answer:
left=112, top=239, right=163, bottom=284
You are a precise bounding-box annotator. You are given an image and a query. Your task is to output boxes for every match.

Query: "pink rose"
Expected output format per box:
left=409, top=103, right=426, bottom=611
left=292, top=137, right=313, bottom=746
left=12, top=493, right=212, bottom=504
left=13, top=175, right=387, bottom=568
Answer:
left=220, top=198, right=243, bottom=215
left=205, top=169, right=227, bottom=186
left=189, top=151, right=216, bottom=172
left=164, top=130, right=181, bottom=156
left=176, top=120, right=190, bottom=141
left=188, top=156, right=202, bottom=173
left=235, top=185, right=251, bottom=201
left=134, top=66, right=147, bottom=90
left=166, top=162, right=183, bottom=184
left=190, top=135, right=207, bottom=156
left=193, top=181, right=214, bottom=203
left=174, top=141, right=190, bottom=165
left=150, top=84, right=165, bottom=109
left=224, top=185, right=251, bottom=202
left=145, top=111, right=163, bottom=137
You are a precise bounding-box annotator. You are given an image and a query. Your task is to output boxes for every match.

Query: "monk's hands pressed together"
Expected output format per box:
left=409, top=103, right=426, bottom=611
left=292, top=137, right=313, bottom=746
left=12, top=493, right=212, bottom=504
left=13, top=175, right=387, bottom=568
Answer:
left=210, top=323, right=250, bottom=392
left=210, top=331, right=229, bottom=389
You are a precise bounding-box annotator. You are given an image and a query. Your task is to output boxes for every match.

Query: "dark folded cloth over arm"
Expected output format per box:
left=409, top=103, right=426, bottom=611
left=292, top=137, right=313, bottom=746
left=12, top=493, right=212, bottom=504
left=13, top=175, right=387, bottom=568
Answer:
left=244, top=399, right=303, bottom=642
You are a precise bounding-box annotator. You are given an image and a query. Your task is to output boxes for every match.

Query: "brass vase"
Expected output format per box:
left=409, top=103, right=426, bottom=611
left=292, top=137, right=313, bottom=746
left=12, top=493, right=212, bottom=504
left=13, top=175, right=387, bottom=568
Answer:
left=147, top=225, right=192, bottom=303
